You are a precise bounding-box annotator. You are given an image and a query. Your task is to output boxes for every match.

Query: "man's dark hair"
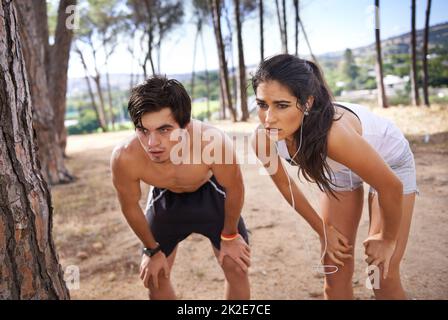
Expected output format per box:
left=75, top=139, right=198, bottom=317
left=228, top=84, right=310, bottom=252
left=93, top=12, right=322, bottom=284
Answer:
left=128, top=75, right=191, bottom=128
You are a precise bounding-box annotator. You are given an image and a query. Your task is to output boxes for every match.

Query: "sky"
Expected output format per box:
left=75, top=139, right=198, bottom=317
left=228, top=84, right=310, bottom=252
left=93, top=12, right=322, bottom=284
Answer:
left=68, top=0, right=448, bottom=78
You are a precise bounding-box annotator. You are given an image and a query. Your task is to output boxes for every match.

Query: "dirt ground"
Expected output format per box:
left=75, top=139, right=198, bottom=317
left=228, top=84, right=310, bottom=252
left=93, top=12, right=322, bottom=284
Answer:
left=51, top=105, right=448, bottom=300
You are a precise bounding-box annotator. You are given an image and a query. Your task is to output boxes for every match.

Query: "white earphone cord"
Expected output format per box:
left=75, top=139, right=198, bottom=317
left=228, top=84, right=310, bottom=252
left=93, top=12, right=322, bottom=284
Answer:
left=279, top=110, right=338, bottom=275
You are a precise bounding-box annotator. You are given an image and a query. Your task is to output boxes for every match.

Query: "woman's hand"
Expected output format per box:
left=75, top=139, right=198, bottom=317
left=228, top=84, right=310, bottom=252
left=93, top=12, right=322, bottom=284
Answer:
left=321, top=223, right=353, bottom=267
left=363, top=233, right=397, bottom=279
left=219, top=235, right=251, bottom=273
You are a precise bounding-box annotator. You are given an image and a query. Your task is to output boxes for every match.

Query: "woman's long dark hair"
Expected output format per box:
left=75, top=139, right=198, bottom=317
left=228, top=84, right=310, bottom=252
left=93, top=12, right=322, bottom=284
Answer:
left=252, top=54, right=340, bottom=197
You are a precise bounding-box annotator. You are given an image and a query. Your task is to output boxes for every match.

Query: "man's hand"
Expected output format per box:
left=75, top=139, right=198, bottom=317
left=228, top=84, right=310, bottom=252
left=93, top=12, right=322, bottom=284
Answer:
left=363, top=233, right=397, bottom=279
left=139, top=251, right=169, bottom=289
left=321, top=222, right=353, bottom=267
left=218, top=235, right=251, bottom=273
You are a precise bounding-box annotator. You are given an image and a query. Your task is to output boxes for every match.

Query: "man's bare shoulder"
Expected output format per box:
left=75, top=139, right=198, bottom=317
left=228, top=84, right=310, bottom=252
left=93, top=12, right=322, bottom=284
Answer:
left=110, top=134, right=141, bottom=176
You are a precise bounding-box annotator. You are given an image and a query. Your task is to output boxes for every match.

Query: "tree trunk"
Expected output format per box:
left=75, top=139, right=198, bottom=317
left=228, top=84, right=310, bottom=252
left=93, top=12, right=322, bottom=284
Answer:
left=294, top=0, right=299, bottom=56
left=0, top=0, right=70, bottom=299
left=92, top=73, right=109, bottom=131
left=143, top=0, right=156, bottom=76
left=374, top=0, right=388, bottom=108
left=75, top=46, right=107, bottom=131
left=422, top=0, right=431, bottom=107
left=274, top=0, right=287, bottom=53
left=299, top=19, right=316, bottom=62
left=282, top=0, right=287, bottom=53
left=410, top=0, right=420, bottom=106
left=191, top=22, right=201, bottom=100
left=15, top=0, right=74, bottom=184
left=259, top=0, right=264, bottom=61
left=209, top=0, right=237, bottom=121
left=234, top=0, right=249, bottom=121
left=47, top=0, right=77, bottom=156
left=200, top=30, right=211, bottom=120
left=105, top=67, right=116, bottom=130
left=223, top=4, right=237, bottom=112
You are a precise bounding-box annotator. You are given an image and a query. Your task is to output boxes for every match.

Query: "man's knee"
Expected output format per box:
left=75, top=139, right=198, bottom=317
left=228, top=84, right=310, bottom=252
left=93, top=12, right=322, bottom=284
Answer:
left=221, top=256, right=247, bottom=280
left=148, top=273, right=173, bottom=300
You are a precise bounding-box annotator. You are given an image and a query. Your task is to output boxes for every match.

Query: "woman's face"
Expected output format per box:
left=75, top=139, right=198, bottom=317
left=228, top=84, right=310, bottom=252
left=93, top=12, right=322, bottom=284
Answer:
left=256, top=80, right=305, bottom=141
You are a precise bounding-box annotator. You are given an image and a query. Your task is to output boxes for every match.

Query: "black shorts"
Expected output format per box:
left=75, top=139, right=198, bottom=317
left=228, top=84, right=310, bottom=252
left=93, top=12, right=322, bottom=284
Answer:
left=144, top=176, right=249, bottom=257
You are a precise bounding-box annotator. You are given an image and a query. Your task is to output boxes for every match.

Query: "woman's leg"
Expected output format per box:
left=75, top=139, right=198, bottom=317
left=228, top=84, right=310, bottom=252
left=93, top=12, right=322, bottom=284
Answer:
left=320, top=186, right=364, bottom=300
left=367, top=192, right=416, bottom=299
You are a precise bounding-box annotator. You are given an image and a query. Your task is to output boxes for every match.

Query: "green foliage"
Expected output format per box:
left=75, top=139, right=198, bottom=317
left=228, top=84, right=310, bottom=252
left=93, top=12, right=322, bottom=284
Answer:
left=340, top=49, right=359, bottom=90
left=191, top=100, right=220, bottom=120
left=67, top=108, right=100, bottom=135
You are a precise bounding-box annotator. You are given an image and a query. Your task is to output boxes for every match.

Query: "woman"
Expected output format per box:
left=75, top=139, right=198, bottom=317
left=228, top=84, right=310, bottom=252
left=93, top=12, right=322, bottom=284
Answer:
left=251, top=54, right=417, bottom=300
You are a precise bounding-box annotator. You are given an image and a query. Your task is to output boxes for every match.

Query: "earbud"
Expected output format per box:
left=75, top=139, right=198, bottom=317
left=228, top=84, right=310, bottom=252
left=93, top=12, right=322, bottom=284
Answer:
left=304, top=103, right=310, bottom=116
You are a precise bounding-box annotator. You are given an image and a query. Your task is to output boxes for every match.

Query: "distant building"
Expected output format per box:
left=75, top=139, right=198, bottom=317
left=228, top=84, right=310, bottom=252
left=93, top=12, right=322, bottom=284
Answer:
left=383, top=74, right=409, bottom=93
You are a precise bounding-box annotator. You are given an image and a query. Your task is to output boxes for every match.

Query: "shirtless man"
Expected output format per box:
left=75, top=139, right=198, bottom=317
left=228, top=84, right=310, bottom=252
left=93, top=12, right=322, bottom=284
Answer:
left=111, top=75, right=250, bottom=300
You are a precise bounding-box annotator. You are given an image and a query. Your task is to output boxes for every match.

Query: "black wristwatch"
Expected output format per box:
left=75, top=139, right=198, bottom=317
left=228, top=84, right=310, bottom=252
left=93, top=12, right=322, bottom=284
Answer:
left=142, top=243, right=161, bottom=257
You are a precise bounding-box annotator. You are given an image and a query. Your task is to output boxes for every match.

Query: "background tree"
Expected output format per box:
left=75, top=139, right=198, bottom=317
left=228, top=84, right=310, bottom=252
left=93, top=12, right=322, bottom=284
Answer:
left=293, top=0, right=299, bottom=56
left=47, top=0, right=78, bottom=155
left=0, top=0, right=69, bottom=299
left=126, top=0, right=184, bottom=77
left=374, top=0, right=388, bottom=108
left=422, top=0, right=432, bottom=107
left=275, top=0, right=287, bottom=53
left=191, top=0, right=212, bottom=119
left=74, top=44, right=107, bottom=131
left=88, top=0, right=127, bottom=129
left=234, top=0, right=249, bottom=121
left=259, top=0, right=264, bottom=61
left=341, top=48, right=359, bottom=90
left=209, top=0, right=237, bottom=121
left=15, top=0, right=74, bottom=184
left=410, top=0, right=420, bottom=106
left=75, top=11, right=111, bottom=131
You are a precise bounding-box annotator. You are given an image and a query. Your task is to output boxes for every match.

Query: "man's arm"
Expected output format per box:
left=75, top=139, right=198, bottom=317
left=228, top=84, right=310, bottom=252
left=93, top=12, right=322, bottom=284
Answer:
left=209, top=130, right=250, bottom=272
left=210, top=133, right=244, bottom=236
left=110, top=147, right=158, bottom=249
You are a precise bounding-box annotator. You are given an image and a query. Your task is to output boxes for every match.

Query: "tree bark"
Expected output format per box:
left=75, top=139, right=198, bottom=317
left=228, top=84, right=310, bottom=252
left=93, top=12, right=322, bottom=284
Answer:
left=282, top=0, right=287, bottom=53
left=374, top=0, right=388, bottom=108
left=47, top=0, right=77, bottom=156
left=294, top=0, right=299, bottom=56
left=422, top=0, right=431, bottom=107
left=410, top=0, right=420, bottom=106
left=234, top=0, right=249, bottom=121
left=209, top=0, right=237, bottom=121
left=0, top=0, right=70, bottom=299
left=259, top=0, right=264, bottom=61
left=15, top=0, right=74, bottom=184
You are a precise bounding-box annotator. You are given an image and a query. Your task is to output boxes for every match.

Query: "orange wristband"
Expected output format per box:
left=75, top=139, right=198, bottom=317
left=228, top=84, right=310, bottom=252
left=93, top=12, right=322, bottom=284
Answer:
left=220, top=233, right=239, bottom=241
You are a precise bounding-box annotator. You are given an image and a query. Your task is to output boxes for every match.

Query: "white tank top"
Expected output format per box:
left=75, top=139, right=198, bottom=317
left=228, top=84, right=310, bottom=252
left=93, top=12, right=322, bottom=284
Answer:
left=276, top=102, right=409, bottom=172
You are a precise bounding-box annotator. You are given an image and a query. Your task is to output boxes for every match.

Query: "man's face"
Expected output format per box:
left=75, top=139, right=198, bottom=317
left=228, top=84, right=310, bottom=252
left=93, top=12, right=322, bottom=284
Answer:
left=135, top=108, right=184, bottom=163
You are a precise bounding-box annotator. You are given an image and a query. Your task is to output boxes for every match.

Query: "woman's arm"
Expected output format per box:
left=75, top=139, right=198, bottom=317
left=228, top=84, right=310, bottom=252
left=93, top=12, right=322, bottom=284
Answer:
left=251, top=129, right=351, bottom=265
left=327, top=122, right=403, bottom=241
